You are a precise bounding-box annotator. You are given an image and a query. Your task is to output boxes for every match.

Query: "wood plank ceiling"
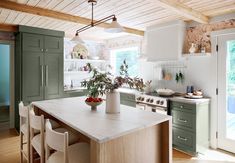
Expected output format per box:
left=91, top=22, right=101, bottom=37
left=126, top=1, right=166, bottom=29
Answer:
left=0, top=0, right=235, bottom=40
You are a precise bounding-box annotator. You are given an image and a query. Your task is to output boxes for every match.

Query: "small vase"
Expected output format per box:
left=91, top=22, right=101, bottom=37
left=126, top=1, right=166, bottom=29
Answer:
left=189, top=43, right=196, bottom=54
left=106, top=89, right=120, bottom=114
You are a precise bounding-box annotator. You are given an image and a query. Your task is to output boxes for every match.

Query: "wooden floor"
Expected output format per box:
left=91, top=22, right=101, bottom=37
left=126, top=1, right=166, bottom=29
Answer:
left=0, top=129, right=235, bottom=163
left=0, top=129, right=21, bottom=163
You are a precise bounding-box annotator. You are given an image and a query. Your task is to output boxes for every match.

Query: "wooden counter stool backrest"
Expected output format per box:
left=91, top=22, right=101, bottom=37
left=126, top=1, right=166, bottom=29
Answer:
left=29, top=108, right=45, bottom=163
left=19, top=101, right=30, bottom=163
left=45, top=119, right=69, bottom=163
left=45, top=119, right=90, bottom=163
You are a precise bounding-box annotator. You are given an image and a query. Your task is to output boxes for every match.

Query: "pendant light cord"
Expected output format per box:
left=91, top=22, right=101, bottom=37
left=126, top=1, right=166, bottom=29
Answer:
left=91, top=2, right=94, bottom=27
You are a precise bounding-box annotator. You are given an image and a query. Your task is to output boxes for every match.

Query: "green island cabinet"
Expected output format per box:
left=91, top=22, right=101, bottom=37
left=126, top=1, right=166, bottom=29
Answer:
left=15, top=25, right=64, bottom=131
left=120, top=92, right=136, bottom=107
left=170, top=99, right=210, bottom=156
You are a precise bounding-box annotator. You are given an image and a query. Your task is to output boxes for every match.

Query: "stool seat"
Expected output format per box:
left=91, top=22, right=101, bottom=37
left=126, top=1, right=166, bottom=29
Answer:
left=47, top=143, right=90, bottom=163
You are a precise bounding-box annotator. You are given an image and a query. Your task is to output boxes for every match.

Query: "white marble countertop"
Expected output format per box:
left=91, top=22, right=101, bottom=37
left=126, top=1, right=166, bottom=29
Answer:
left=170, top=96, right=210, bottom=104
left=32, top=97, right=171, bottom=143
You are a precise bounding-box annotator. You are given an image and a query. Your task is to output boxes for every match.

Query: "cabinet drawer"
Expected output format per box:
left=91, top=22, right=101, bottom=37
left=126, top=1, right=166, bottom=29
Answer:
left=120, top=93, right=135, bottom=101
left=171, top=101, right=196, bottom=114
left=121, top=100, right=136, bottom=107
left=172, top=110, right=196, bottom=131
left=173, top=127, right=196, bottom=154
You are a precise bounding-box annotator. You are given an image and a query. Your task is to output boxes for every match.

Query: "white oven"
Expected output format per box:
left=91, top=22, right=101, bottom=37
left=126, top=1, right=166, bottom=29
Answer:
left=136, top=94, right=169, bottom=115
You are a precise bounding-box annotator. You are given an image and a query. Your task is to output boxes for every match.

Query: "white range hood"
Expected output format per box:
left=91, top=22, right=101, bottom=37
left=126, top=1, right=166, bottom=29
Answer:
left=145, top=20, right=186, bottom=61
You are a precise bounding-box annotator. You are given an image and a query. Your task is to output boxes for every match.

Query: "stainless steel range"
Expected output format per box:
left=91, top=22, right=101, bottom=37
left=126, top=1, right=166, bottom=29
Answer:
left=136, top=93, right=170, bottom=115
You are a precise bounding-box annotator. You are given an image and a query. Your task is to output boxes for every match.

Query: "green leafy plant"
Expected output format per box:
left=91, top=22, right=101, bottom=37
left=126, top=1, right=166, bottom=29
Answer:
left=175, top=71, right=184, bottom=83
left=81, top=60, right=145, bottom=98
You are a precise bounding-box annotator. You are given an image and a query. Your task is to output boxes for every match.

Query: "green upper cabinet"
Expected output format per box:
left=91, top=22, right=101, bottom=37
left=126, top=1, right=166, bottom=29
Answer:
left=22, top=52, right=44, bottom=102
left=44, top=53, right=63, bottom=99
left=22, top=33, right=44, bottom=52
left=44, top=36, right=63, bottom=53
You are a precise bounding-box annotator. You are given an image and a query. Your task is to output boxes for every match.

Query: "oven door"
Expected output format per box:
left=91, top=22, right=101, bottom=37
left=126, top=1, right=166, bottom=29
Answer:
left=136, top=102, right=146, bottom=111
left=152, top=106, right=168, bottom=115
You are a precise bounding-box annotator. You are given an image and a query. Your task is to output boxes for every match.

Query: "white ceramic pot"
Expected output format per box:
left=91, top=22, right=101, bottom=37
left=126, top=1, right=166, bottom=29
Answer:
left=189, top=43, right=196, bottom=54
left=106, top=90, right=120, bottom=114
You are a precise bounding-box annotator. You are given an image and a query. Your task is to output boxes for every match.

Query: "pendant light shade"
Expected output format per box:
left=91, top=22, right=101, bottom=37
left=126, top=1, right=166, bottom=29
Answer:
left=71, top=33, right=84, bottom=43
left=104, top=17, right=124, bottom=33
left=73, top=1, right=124, bottom=36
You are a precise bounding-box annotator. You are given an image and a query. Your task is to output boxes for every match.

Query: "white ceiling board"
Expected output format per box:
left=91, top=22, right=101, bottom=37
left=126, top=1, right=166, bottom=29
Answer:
left=0, top=0, right=234, bottom=40
left=0, top=9, right=10, bottom=23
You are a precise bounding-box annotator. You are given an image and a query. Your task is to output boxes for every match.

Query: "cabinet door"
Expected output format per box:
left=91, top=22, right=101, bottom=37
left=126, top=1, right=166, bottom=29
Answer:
left=22, top=52, right=44, bottom=102
left=44, top=36, right=63, bottom=53
left=22, top=33, right=44, bottom=52
left=44, top=53, right=63, bottom=99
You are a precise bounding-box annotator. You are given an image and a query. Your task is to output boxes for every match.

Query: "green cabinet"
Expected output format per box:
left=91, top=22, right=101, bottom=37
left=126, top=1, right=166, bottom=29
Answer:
left=170, top=100, right=210, bottom=155
left=44, top=53, right=63, bottom=99
left=22, top=52, right=44, bottom=102
left=21, top=34, right=64, bottom=102
left=15, top=25, right=65, bottom=131
left=44, top=36, right=63, bottom=53
left=120, top=92, right=136, bottom=107
left=63, top=90, right=86, bottom=98
left=22, top=33, right=44, bottom=52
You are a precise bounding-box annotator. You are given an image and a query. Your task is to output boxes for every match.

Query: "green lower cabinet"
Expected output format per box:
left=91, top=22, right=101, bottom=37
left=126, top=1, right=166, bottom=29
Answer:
left=121, top=100, right=136, bottom=107
left=120, top=92, right=136, bottom=107
left=63, top=91, right=86, bottom=98
left=173, top=127, right=196, bottom=155
left=171, top=100, right=210, bottom=156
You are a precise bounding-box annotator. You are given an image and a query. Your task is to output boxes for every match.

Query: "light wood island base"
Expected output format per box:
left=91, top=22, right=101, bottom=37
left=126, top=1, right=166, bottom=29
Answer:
left=90, top=120, right=172, bottom=163
left=32, top=97, right=172, bottom=163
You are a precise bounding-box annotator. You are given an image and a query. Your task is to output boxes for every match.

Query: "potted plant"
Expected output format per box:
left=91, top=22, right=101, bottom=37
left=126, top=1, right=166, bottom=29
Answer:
left=81, top=60, right=145, bottom=113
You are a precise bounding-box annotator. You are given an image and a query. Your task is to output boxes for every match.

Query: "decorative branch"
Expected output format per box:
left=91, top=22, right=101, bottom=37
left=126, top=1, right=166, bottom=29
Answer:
left=81, top=60, right=145, bottom=97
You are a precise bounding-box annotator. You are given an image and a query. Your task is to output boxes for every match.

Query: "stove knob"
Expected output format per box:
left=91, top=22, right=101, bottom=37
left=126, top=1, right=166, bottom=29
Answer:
left=156, top=100, right=160, bottom=104
left=137, top=97, right=141, bottom=101
left=146, top=98, right=150, bottom=102
left=160, top=101, right=164, bottom=105
left=141, top=97, right=145, bottom=101
left=150, top=99, right=154, bottom=103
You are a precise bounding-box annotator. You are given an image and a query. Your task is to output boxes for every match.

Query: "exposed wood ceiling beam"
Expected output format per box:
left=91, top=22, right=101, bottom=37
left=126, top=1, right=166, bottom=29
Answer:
left=0, top=23, right=18, bottom=32
left=0, top=0, right=144, bottom=36
left=155, top=0, right=209, bottom=24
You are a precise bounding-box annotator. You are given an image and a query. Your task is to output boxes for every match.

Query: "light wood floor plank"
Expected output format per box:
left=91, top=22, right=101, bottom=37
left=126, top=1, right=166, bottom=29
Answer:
left=0, top=129, right=235, bottom=163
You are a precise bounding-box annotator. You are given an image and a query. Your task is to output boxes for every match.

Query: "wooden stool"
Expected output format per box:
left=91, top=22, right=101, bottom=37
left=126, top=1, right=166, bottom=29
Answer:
left=45, top=119, right=90, bottom=163
left=30, top=109, right=80, bottom=163
left=19, top=102, right=30, bottom=163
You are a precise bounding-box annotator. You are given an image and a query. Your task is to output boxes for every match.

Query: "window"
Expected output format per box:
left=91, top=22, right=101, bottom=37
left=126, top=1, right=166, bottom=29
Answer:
left=110, top=47, right=139, bottom=77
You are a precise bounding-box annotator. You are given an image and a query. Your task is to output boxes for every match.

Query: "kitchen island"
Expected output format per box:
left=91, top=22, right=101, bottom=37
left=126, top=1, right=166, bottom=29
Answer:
left=32, top=97, right=172, bottom=163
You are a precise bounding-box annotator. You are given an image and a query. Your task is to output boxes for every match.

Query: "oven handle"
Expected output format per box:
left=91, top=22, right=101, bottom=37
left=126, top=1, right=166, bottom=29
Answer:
left=136, top=102, right=146, bottom=110
left=152, top=106, right=168, bottom=115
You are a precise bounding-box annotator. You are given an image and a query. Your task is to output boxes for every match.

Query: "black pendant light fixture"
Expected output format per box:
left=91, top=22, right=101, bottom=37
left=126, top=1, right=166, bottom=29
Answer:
left=71, top=0, right=124, bottom=42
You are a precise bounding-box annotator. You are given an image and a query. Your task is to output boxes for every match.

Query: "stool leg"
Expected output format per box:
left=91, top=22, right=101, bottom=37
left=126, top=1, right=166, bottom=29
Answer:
left=20, top=132, right=23, bottom=163
left=30, top=144, right=33, bottom=163
left=27, top=135, right=30, bottom=163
